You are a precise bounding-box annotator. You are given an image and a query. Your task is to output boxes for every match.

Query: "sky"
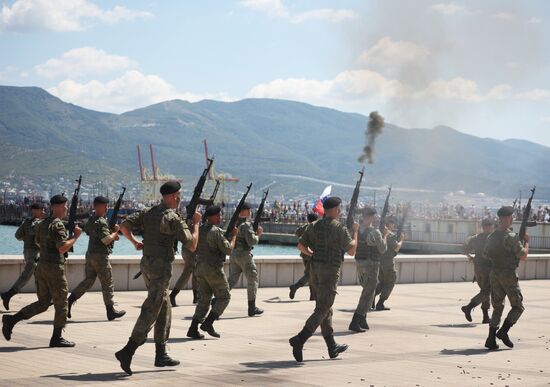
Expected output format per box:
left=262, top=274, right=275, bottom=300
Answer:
left=1, top=0, right=550, bottom=146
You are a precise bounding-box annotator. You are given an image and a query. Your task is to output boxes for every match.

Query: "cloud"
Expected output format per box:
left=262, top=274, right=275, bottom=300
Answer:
left=516, top=89, right=550, bottom=101
left=430, top=3, right=465, bottom=15
left=0, top=0, right=152, bottom=32
left=528, top=17, right=543, bottom=24
left=358, top=37, right=430, bottom=66
left=492, top=12, right=515, bottom=21
left=35, top=47, right=136, bottom=79
left=541, top=116, right=550, bottom=124
left=239, top=0, right=357, bottom=23
left=47, top=70, right=232, bottom=113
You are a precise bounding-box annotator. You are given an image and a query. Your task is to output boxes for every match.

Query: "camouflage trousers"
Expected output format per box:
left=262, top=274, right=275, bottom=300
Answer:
left=130, top=255, right=172, bottom=345
left=302, top=262, right=340, bottom=337
left=193, top=261, right=231, bottom=321
left=376, top=259, right=396, bottom=302
left=11, top=249, right=39, bottom=292
left=355, top=260, right=380, bottom=317
left=490, top=268, right=524, bottom=328
left=227, top=251, right=258, bottom=301
left=173, top=251, right=198, bottom=291
left=71, top=252, right=114, bottom=306
left=294, top=256, right=311, bottom=288
left=19, top=262, right=68, bottom=328
left=470, top=264, right=491, bottom=310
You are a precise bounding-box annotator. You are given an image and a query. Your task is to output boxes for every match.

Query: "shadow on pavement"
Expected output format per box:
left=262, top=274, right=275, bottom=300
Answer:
left=0, top=346, right=49, bottom=352
left=42, top=369, right=175, bottom=381
left=28, top=320, right=107, bottom=325
left=432, top=323, right=477, bottom=328
left=440, top=348, right=493, bottom=356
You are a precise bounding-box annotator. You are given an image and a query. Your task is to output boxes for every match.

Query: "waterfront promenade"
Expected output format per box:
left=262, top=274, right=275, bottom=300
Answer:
left=1, top=281, right=549, bottom=386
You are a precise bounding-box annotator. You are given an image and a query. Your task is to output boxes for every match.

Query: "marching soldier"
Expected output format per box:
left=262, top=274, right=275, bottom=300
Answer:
left=2, top=195, right=81, bottom=347
left=484, top=206, right=528, bottom=350
left=461, top=218, right=496, bottom=324
left=289, top=212, right=318, bottom=300
left=289, top=197, right=358, bottom=362
left=67, top=196, right=126, bottom=321
left=227, top=202, right=264, bottom=317
left=169, top=247, right=199, bottom=306
left=2, top=202, right=45, bottom=310
left=115, top=181, right=200, bottom=375
left=349, top=207, right=388, bottom=332
left=187, top=205, right=236, bottom=339
left=374, top=216, right=403, bottom=311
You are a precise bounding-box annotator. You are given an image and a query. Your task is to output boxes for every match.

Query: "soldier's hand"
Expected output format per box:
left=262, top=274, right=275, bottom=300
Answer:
left=134, top=241, right=144, bottom=250
left=352, top=222, right=359, bottom=234
left=231, top=227, right=238, bottom=237
left=256, top=225, right=264, bottom=236
left=382, top=226, right=390, bottom=237
left=192, top=211, right=202, bottom=225
left=523, top=234, right=530, bottom=243
left=113, top=224, right=120, bottom=233
left=114, top=233, right=120, bottom=241
left=399, top=233, right=405, bottom=242
left=73, top=226, right=82, bottom=238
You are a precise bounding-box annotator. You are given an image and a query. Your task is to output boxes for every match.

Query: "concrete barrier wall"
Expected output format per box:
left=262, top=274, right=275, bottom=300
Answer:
left=1, top=254, right=549, bottom=293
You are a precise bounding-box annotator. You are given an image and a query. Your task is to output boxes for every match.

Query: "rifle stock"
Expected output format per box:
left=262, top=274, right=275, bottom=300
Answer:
left=519, top=186, right=536, bottom=244
left=346, top=167, right=365, bottom=231
left=66, top=175, right=82, bottom=256
left=253, top=189, right=269, bottom=232
left=225, top=183, right=252, bottom=239
left=379, top=186, right=392, bottom=232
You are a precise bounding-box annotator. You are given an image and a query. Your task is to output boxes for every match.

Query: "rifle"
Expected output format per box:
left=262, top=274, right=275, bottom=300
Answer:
left=108, top=187, right=126, bottom=249
left=210, top=179, right=221, bottom=202
left=225, top=183, right=252, bottom=239
left=379, top=185, right=392, bottom=232
left=346, top=167, right=365, bottom=231
left=66, top=175, right=82, bottom=256
left=519, top=186, right=536, bottom=245
left=396, top=203, right=409, bottom=240
left=253, top=189, right=269, bottom=232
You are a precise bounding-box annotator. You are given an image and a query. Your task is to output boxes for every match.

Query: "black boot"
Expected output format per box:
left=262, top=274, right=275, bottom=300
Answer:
left=371, top=297, right=376, bottom=310
left=482, top=308, right=490, bottom=324
left=154, top=342, right=180, bottom=367
left=192, top=289, right=199, bottom=304
left=248, top=300, right=264, bottom=317
left=200, top=311, right=221, bottom=338
left=289, top=329, right=311, bottom=362
left=376, top=299, right=390, bottom=311
left=348, top=313, right=366, bottom=333
left=359, top=314, right=370, bottom=330
left=289, top=285, right=297, bottom=300
left=461, top=302, right=475, bottom=322
left=2, top=312, right=23, bottom=341
left=324, top=335, right=348, bottom=359
left=106, top=305, right=126, bottom=321
left=49, top=327, right=75, bottom=348
left=484, top=327, right=499, bottom=350
left=187, top=318, right=205, bottom=339
left=169, top=289, right=179, bottom=307
left=496, top=319, right=515, bottom=348
left=67, top=293, right=77, bottom=319
left=1, top=288, right=16, bottom=310
left=115, top=339, right=140, bottom=375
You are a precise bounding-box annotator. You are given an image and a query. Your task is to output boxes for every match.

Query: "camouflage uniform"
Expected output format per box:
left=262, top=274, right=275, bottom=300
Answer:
left=172, top=247, right=198, bottom=294
left=122, top=202, right=192, bottom=345
left=193, top=223, right=233, bottom=321
left=70, top=215, right=115, bottom=306
left=484, top=229, right=526, bottom=328
left=353, top=226, right=386, bottom=318
left=17, top=217, right=69, bottom=328
left=227, top=221, right=259, bottom=301
left=295, top=217, right=353, bottom=341
left=465, top=232, right=492, bottom=311
left=376, top=231, right=398, bottom=304
left=11, top=217, right=41, bottom=292
left=292, top=224, right=313, bottom=291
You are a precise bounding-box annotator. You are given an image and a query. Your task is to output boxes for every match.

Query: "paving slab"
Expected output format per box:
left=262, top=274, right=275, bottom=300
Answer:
left=1, top=280, right=549, bottom=386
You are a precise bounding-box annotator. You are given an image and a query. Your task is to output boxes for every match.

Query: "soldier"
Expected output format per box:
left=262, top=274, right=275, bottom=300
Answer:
left=289, top=197, right=358, bottom=362
left=374, top=216, right=403, bottom=311
left=187, top=205, right=236, bottom=339
left=67, top=196, right=126, bottom=321
left=289, top=212, right=318, bottom=300
left=227, top=202, right=264, bottom=317
left=115, top=181, right=200, bottom=375
left=169, top=247, right=199, bottom=307
left=460, top=218, right=496, bottom=324
left=349, top=207, right=388, bottom=332
left=484, top=206, right=528, bottom=350
left=2, top=195, right=81, bottom=347
left=1, top=202, right=45, bottom=310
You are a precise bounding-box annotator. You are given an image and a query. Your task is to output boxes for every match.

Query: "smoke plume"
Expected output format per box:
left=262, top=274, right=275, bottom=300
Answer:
left=358, top=111, right=384, bottom=164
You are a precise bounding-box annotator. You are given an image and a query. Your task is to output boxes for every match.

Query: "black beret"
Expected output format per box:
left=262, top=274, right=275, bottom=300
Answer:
left=50, top=194, right=68, bottom=205
left=361, top=206, right=377, bottom=216
left=497, top=206, right=514, bottom=217
left=385, top=216, right=397, bottom=224
left=93, top=196, right=109, bottom=204
left=481, top=218, right=496, bottom=226
left=160, top=181, right=181, bottom=195
left=307, top=213, right=319, bottom=223
left=204, top=205, right=222, bottom=217
left=30, top=203, right=44, bottom=210
left=241, top=202, right=252, bottom=210
left=323, top=196, right=342, bottom=210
